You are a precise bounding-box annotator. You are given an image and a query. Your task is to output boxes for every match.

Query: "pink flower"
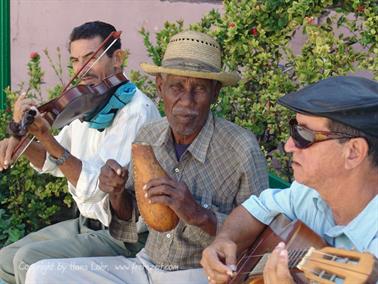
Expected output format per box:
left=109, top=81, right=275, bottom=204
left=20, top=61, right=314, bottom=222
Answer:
left=250, top=27, right=258, bottom=36
left=305, top=17, right=315, bottom=25
left=30, top=52, right=39, bottom=60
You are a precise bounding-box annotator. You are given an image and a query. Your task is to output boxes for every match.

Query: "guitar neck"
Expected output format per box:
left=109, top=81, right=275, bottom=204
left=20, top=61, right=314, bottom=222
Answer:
left=230, top=215, right=326, bottom=284
left=297, top=247, right=378, bottom=284
left=231, top=215, right=377, bottom=284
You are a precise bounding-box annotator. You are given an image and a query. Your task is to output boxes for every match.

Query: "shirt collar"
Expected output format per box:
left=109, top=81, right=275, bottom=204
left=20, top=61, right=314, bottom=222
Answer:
left=186, top=112, right=214, bottom=164
left=312, top=192, right=327, bottom=213
left=153, top=117, right=172, bottom=147
left=340, top=195, right=378, bottom=252
left=317, top=194, right=378, bottom=252
left=151, top=113, right=214, bottom=164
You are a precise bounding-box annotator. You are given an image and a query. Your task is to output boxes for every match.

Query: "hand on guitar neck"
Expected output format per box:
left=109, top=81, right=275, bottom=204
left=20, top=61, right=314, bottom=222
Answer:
left=263, top=242, right=294, bottom=284
left=201, top=214, right=378, bottom=284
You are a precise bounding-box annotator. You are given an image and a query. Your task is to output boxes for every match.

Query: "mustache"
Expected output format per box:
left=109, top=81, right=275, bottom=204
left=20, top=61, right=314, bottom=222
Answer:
left=172, top=108, right=198, bottom=117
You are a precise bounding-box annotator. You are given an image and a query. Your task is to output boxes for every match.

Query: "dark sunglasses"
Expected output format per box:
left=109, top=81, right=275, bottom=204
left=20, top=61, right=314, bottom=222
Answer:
left=289, top=119, right=356, bottom=149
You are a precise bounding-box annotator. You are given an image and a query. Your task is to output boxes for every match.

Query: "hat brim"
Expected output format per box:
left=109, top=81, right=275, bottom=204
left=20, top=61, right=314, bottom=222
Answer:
left=140, top=63, right=240, bottom=87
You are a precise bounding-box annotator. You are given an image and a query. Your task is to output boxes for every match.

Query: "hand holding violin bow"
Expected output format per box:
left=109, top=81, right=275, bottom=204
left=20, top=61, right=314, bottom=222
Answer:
left=0, top=31, right=124, bottom=171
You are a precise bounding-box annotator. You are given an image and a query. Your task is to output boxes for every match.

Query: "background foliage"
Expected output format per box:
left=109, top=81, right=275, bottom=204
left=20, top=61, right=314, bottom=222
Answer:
left=1, top=0, right=376, bottom=247
left=0, top=51, right=71, bottom=248
left=133, top=0, right=377, bottom=181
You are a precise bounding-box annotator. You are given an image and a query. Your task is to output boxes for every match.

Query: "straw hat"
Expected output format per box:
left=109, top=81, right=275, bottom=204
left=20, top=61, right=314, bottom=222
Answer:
left=140, top=31, right=240, bottom=86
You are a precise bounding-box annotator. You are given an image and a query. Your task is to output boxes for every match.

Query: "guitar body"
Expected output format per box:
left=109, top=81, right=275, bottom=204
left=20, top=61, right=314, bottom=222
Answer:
left=230, top=215, right=326, bottom=284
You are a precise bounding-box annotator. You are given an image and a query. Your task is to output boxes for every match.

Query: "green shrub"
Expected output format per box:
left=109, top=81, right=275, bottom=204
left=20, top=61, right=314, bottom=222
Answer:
left=0, top=50, right=71, bottom=248
left=0, top=45, right=134, bottom=247
left=1, top=1, right=376, bottom=246
left=134, top=0, right=377, bottom=182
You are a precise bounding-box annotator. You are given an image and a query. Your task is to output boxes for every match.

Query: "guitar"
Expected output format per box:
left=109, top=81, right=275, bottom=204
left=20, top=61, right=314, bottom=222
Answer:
left=230, top=215, right=378, bottom=284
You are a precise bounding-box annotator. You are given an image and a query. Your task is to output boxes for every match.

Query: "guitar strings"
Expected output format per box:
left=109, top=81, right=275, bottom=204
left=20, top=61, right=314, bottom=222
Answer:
left=230, top=219, right=361, bottom=278
left=236, top=248, right=347, bottom=262
left=234, top=219, right=296, bottom=268
left=231, top=248, right=360, bottom=276
left=232, top=250, right=308, bottom=276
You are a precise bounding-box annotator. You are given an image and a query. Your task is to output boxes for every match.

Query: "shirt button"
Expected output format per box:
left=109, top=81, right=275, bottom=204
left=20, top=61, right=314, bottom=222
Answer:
left=174, top=168, right=180, bottom=173
left=203, top=203, right=209, bottom=209
left=166, top=233, right=171, bottom=239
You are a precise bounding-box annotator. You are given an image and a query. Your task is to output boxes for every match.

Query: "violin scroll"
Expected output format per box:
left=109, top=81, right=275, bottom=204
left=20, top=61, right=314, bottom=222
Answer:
left=7, top=108, right=37, bottom=138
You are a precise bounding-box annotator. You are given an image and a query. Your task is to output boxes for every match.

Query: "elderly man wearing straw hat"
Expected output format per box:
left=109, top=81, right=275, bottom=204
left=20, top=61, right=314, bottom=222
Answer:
left=25, top=31, right=268, bottom=284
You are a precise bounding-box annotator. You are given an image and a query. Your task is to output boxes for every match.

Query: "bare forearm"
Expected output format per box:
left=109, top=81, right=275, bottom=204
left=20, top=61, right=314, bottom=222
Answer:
left=109, top=191, right=133, bottom=221
left=35, top=132, right=82, bottom=187
left=192, top=206, right=217, bottom=236
left=23, top=139, right=47, bottom=169
left=217, top=206, right=266, bottom=253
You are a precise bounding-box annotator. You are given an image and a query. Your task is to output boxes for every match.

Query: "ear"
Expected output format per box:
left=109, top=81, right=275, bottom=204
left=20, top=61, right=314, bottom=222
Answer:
left=156, top=75, right=164, bottom=99
left=344, top=138, right=369, bottom=170
left=112, top=49, right=126, bottom=69
left=211, top=81, right=222, bottom=104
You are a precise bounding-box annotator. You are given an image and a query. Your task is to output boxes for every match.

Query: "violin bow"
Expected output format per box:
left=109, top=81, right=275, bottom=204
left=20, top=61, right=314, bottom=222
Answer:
left=10, top=31, right=122, bottom=164
left=61, top=30, right=122, bottom=93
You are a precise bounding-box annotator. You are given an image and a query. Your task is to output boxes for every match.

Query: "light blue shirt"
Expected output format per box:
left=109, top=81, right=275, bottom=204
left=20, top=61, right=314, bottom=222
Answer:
left=242, top=181, right=378, bottom=257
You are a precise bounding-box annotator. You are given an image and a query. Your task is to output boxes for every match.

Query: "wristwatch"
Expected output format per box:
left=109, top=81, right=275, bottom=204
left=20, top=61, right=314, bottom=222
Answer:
left=48, top=148, right=70, bottom=166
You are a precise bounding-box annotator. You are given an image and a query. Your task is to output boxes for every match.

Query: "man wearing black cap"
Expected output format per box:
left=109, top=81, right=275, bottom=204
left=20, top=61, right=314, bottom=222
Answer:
left=201, top=76, right=378, bottom=284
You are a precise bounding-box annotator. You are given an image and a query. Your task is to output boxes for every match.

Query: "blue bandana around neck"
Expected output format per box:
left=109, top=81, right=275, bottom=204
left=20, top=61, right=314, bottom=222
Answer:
left=86, top=82, right=136, bottom=130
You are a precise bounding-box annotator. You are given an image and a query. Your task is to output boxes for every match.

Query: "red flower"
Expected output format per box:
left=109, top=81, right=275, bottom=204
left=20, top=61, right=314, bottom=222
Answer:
left=250, top=27, right=258, bottom=36
left=228, top=22, right=236, bottom=29
left=305, top=17, right=315, bottom=25
left=356, top=5, right=364, bottom=13
left=30, top=52, right=39, bottom=60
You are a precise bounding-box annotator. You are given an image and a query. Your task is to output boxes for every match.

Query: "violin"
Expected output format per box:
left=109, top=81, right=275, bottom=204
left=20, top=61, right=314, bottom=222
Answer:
left=9, top=30, right=127, bottom=162
left=38, top=72, right=128, bottom=129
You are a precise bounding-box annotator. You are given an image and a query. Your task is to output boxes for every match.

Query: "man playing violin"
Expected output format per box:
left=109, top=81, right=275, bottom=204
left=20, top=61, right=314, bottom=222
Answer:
left=25, top=30, right=269, bottom=284
left=200, top=76, right=378, bottom=284
left=0, top=21, right=160, bottom=284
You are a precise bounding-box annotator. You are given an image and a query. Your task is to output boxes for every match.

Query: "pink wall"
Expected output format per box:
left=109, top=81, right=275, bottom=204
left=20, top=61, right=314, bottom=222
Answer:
left=10, top=0, right=222, bottom=90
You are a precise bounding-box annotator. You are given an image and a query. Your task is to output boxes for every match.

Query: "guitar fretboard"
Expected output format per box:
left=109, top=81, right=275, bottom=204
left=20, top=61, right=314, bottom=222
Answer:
left=248, top=249, right=309, bottom=276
